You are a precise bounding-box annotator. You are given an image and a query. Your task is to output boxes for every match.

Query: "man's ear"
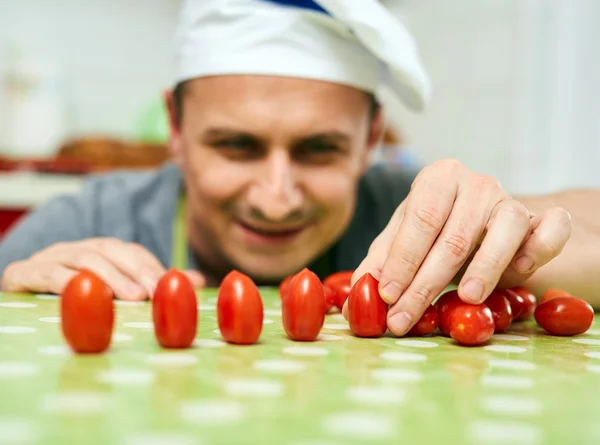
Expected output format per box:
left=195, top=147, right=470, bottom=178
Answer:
left=362, top=106, right=385, bottom=172
left=163, top=89, right=184, bottom=164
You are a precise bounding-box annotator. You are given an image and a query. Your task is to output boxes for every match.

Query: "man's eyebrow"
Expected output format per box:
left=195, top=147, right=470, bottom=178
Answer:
left=202, top=127, right=261, bottom=140
left=295, top=132, right=351, bottom=144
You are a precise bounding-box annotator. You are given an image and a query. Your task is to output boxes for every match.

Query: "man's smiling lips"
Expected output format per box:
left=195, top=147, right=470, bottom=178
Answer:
left=235, top=219, right=309, bottom=245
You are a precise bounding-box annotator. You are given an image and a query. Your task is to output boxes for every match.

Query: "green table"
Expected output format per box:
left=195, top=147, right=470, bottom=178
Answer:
left=1, top=289, right=600, bottom=445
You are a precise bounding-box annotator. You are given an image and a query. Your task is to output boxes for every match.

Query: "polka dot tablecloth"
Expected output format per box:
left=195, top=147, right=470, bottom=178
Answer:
left=1, top=290, right=600, bottom=445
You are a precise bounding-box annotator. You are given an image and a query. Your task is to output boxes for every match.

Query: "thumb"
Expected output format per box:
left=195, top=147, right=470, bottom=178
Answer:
left=183, top=269, right=206, bottom=288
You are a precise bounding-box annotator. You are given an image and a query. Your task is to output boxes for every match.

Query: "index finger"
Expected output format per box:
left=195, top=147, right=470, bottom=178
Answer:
left=378, top=176, right=457, bottom=305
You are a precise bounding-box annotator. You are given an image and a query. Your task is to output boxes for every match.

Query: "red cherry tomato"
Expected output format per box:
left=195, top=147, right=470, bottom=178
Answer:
left=540, top=288, right=574, bottom=304
left=152, top=268, right=198, bottom=348
left=282, top=268, right=326, bottom=341
left=324, top=271, right=353, bottom=310
left=323, top=285, right=337, bottom=313
left=60, top=269, right=115, bottom=354
left=501, top=288, right=525, bottom=321
left=348, top=273, right=388, bottom=338
left=407, top=304, right=439, bottom=336
left=508, top=287, right=537, bottom=321
left=449, top=304, right=495, bottom=346
left=279, top=275, right=294, bottom=300
left=534, top=296, right=594, bottom=336
left=217, top=270, right=264, bottom=345
left=484, top=290, right=513, bottom=333
left=434, top=290, right=462, bottom=336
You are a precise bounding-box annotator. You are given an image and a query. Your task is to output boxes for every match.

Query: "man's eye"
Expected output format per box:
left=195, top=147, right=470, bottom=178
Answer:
left=299, top=141, right=341, bottom=155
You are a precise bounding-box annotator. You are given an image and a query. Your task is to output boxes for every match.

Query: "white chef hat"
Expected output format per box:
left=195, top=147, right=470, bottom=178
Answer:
left=175, top=0, right=431, bottom=111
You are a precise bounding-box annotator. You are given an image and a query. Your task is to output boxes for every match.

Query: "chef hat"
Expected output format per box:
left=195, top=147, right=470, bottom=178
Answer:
left=175, top=0, right=431, bottom=111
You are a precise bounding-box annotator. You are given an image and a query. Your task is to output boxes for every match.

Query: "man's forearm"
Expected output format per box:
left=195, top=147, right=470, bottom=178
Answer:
left=518, top=189, right=600, bottom=308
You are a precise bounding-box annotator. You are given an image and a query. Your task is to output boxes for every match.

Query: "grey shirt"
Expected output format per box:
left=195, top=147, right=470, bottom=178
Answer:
left=0, top=162, right=415, bottom=281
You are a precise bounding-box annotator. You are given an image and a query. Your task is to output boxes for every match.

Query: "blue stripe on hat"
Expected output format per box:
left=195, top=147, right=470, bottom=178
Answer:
left=257, top=0, right=329, bottom=15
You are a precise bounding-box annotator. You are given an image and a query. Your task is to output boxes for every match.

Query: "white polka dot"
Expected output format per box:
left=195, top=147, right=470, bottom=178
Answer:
left=283, top=346, right=330, bottom=357
left=123, top=432, right=197, bottom=445
left=586, top=364, right=600, bottom=373
left=272, top=299, right=282, bottom=308
left=0, top=418, right=38, bottom=444
left=113, top=333, right=133, bottom=342
left=573, top=338, right=600, bottom=345
left=35, top=293, right=58, bottom=300
left=198, top=304, right=215, bottom=311
left=264, top=309, right=281, bottom=317
left=371, top=368, right=422, bottom=383
left=488, top=359, right=536, bottom=371
left=0, top=326, right=36, bottom=334
left=395, top=339, right=439, bottom=348
left=38, top=345, right=71, bottom=356
left=585, top=329, right=600, bottom=336
left=317, top=334, right=343, bottom=341
left=38, top=317, right=60, bottom=323
left=253, top=359, right=306, bottom=374
left=585, top=351, right=600, bottom=359
left=481, top=375, right=534, bottom=390
left=98, top=369, right=155, bottom=386
left=484, top=345, right=527, bottom=354
left=492, top=334, right=530, bottom=341
left=193, top=339, right=226, bottom=348
left=481, top=396, right=542, bottom=417
left=41, top=391, right=109, bottom=415
left=323, top=323, right=349, bottom=330
left=213, top=329, right=221, bottom=335
left=322, top=411, right=395, bottom=440
left=347, top=386, right=406, bottom=407
left=263, top=318, right=274, bottom=324
left=181, top=399, right=245, bottom=425
left=146, top=353, right=198, bottom=366
left=206, top=296, right=218, bottom=304
left=0, top=302, right=37, bottom=308
left=123, top=322, right=153, bottom=329
left=467, top=420, right=542, bottom=444
left=224, top=378, right=285, bottom=398
left=380, top=351, right=427, bottom=363
left=114, top=300, right=145, bottom=307
left=329, top=313, right=346, bottom=320
left=0, top=362, right=38, bottom=378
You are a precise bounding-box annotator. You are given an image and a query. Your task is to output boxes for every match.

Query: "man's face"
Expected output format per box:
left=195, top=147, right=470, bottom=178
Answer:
left=170, top=75, right=380, bottom=282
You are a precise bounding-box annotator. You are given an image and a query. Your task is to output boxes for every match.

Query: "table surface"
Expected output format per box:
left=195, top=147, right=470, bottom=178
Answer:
left=1, top=289, right=600, bottom=445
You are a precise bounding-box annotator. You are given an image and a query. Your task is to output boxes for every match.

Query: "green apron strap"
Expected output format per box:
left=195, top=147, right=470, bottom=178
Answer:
left=171, top=194, right=188, bottom=270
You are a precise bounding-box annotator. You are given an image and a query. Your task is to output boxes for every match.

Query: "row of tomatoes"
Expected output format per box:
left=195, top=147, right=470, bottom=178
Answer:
left=59, top=267, right=594, bottom=353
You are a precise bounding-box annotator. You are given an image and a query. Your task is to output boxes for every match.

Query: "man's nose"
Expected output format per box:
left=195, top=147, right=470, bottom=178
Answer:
left=246, top=151, right=303, bottom=221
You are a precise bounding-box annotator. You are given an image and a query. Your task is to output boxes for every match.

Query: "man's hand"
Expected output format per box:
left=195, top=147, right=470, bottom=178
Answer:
left=1, top=238, right=205, bottom=300
left=345, top=160, right=571, bottom=336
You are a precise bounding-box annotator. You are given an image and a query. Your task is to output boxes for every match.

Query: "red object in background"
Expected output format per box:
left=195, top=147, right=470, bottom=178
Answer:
left=0, top=208, right=28, bottom=239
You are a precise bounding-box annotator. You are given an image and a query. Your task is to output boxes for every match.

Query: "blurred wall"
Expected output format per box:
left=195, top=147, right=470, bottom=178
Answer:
left=1, top=0, right=598, bottom=194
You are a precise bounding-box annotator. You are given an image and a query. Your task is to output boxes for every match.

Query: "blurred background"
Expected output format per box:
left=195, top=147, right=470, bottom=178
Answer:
left=0, top=0, right=598, bottom=236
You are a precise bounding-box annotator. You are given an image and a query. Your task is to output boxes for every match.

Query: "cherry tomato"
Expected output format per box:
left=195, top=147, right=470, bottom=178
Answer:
left=323, top=285, right=337, bottom=313
left=407, top=304, right=439, bottom=336
left=534, top=296, right=594, bottom=336
left=324, top=271, right=353, bottom=310
left=500, top=288, right=525, bottom=320
left=540, top=288, right=574, bottom=304
left=484, top=290, right=512, bottom=333
left=449, top=304, right=495, bottom=346
left=217, top=270, right=264, bottom=345
left=433, top=290, right=462, bottom=336
left=282, top=268, right=326, bottom=341
left=152, top=268, right=198, bottom=348
left=60, top=269, right=115, bottom=354
left=279, top=275, right=294, bottom=300
left=348, top=273, right=388, bottom=338
left=508, top=287, right=537, bottom=321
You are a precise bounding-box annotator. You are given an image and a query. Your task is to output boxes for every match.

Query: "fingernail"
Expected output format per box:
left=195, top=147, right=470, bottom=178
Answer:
left=388, top=312, right=413, bottom=336
left=126, top=283, right=144, bottom=299
left=514, top=255, right=534, bottom=273
left=381, top=281, right=401, bottom=304
left=462, top=279, right=484, bottom=302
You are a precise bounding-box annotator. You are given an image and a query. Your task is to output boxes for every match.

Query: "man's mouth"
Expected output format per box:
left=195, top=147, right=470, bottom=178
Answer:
left=236, top=220, right=308, bottom=244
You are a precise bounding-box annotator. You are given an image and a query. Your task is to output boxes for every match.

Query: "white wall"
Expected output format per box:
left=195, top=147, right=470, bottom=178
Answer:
left=1, top=0, right=598, bottom=194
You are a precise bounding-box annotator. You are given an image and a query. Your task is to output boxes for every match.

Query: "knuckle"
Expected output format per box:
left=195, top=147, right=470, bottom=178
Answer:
left=443, top=232, right=472, bottom=259
left=408, top=284, right=435, bottom=307
left=478, top=251, right=503, bottom=270
left=414, top=206, right=444, bottom=233
left=95, top=237, right=121, bottom=254
left=1, top=261, right=23, bottom=289
left=475, top=174, right=502, bottom=192
left=436, top=158, right=463, bottom=173
left=38, top=262, right=61, bottom=283
left=384, top=254, right=421, bottom=285
left=502, top=200, right=530, bottom=221
left=534, top=236, right=562, bottom=258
